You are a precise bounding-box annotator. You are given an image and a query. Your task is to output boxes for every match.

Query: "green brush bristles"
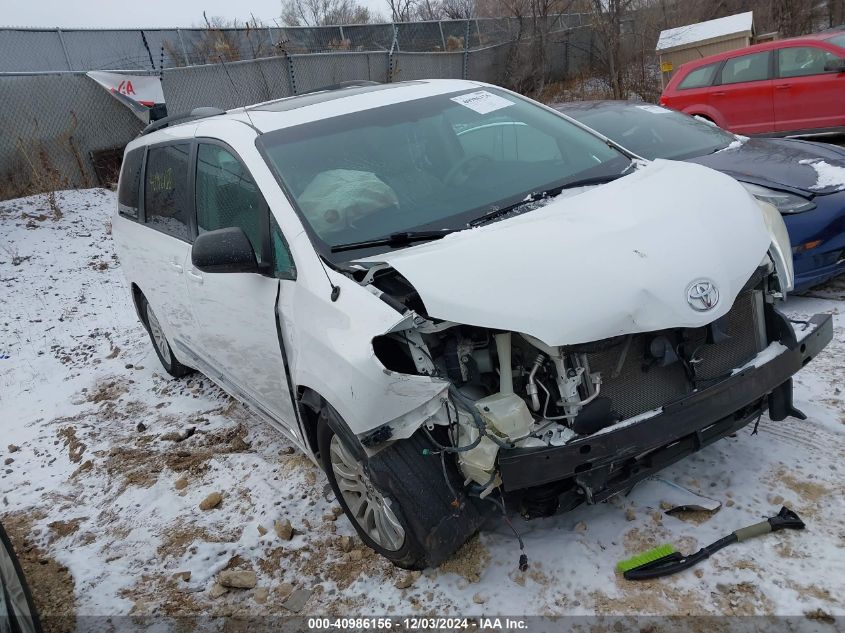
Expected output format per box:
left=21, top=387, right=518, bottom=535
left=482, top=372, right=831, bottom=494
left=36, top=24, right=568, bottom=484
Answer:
left=616, top=544, right=677, bottom=573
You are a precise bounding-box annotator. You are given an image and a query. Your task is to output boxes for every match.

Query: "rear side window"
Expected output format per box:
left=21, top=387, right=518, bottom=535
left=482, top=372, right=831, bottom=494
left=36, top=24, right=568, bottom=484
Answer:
left=144, top=144, right=191, bottom=240
left=720, top=51, right=770, bottom=84
left=778, top=46, right=841, bottom=78
left=117, top=147, right=144, bottom=219
left=678, top=63, right=719, bottom=89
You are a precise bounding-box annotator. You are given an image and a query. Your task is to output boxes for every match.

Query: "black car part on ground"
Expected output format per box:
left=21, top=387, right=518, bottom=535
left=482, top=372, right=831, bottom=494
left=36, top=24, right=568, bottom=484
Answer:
left=498, top=306, right=833, bottom=509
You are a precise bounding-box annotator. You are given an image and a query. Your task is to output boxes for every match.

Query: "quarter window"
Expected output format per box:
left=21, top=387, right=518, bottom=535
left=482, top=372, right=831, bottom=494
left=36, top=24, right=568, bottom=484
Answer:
left=271, top=216, right=296, bottom=279
left=678, top=63, right=719, bottom=89
left=144, top=144, right=191, bottom=240
left=778, top=46, right=841, bottom=78
left=720, top=52, right=770, bottom=84
left=196, top=144, right=265, bottom=262
left=117, top=147, right=144, bottom=219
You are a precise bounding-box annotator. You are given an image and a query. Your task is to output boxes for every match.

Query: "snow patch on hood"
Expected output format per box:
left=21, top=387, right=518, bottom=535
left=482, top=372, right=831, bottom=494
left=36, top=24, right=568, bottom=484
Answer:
left=798, top=158, right=845, bottom=191
left=717, top=134, right=750, bottom=152
left=361, top=160, right=771, bottom=346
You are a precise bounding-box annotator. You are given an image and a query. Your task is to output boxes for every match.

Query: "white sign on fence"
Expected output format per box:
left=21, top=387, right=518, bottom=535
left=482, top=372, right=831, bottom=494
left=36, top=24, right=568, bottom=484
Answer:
left=86, top=71, right=166, bottom=123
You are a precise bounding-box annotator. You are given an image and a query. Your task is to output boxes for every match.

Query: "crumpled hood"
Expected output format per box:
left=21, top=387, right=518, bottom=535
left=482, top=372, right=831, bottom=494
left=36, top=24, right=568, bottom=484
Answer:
left=361, top=160, right=772, bottom=347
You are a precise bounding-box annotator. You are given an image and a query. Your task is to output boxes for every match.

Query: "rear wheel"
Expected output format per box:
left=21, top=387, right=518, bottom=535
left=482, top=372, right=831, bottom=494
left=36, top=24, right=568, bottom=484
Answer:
left=139, top=296, right=193, bottom=378
left=317, top=405, right=490, bottom=569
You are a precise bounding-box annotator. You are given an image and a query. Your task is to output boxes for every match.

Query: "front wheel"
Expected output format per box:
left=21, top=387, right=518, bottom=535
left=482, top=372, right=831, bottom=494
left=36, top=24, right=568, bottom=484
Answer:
left=318, top=416, right=423, bottom=568
left=317, top=406, right=490, bottom=569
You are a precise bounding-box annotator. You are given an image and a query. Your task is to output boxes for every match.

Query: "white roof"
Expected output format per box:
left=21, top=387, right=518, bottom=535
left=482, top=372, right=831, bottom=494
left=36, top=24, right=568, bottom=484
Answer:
left=657, top=11, right=753, bottom=52
left=129, top=79, right=484, bottom=150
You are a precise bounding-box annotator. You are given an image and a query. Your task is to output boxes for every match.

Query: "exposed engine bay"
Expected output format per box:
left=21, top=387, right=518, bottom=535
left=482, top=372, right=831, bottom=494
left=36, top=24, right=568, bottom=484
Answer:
left=359, top=260, right=781, bottom=506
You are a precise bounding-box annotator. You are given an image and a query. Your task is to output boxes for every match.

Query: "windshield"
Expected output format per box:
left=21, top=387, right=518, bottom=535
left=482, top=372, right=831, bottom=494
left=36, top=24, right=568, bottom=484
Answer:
left=563, top=104, right=737, bottom=161
left=258, top=88, right=630, bottom=258
left=828, top=33, right=845, bottom=50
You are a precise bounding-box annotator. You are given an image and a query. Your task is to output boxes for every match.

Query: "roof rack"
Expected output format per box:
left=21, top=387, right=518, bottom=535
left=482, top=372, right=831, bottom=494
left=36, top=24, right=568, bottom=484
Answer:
left=140, top=106, right=226, bottom=136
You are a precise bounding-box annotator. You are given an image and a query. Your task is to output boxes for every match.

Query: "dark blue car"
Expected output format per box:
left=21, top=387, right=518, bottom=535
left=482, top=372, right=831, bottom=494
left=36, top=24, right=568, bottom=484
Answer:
left=553, top=101, right=845, bottom=292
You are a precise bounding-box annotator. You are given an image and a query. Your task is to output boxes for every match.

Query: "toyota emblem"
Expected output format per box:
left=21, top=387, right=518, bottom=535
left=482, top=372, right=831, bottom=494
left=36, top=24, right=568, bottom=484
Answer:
left=686, top=279, right=719, bottom=312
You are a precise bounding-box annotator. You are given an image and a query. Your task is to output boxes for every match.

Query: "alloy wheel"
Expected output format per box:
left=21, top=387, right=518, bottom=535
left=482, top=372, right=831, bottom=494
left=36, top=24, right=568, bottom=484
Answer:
left=329, top=434, right=405, bottom=552
left=145, top=304, right=171, bottom=365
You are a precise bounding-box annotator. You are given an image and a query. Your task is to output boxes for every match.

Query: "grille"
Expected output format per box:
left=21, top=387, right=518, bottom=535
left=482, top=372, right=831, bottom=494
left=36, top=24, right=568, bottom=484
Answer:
left=694, top=290, right=763, bottom=382
left=584, top=290, right=765, bottom=420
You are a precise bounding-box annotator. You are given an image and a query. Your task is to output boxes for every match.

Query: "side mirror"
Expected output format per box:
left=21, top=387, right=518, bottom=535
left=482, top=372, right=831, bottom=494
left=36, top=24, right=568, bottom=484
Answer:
left=191, top=227, right=260, bottom=274
left=823, top=58, right=845, bottom=73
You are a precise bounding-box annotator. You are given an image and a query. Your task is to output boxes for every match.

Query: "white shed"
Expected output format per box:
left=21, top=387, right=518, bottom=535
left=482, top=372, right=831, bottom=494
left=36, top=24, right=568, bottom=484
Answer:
left=657, top=12, right=755, bottom=88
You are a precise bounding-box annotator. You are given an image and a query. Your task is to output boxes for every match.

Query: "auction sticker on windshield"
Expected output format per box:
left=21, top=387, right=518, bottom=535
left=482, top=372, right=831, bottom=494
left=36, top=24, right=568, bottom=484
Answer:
left=451, top=90, right=515, bottom=115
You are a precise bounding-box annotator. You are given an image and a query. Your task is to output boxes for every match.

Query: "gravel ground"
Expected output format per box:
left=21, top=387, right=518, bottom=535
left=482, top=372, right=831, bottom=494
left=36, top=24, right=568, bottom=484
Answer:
left=1, top=189, right=843, bottom=625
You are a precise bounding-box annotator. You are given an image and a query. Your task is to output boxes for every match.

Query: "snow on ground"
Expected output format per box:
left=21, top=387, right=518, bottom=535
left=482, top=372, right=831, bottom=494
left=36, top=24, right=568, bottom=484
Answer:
left=1, top=189, right=844, bottom=621
left=798, top=159, right=845, bottom=192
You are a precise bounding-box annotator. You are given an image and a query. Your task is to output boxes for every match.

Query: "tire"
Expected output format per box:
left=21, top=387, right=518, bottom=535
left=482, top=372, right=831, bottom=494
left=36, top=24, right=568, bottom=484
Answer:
left=139, top=295, right=193, bottom=378
left=317, top=405, right=490, bottom=569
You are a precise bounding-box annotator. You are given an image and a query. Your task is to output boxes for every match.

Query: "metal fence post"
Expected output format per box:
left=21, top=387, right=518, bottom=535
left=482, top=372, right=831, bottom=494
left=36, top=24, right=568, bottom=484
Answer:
left=286, top=53, right=297, bottom=94
left=177, top=29, right=190, bottom=66
left=462, top=20, right=470, bottom=80
left=388, top=24, right=399, bottom=82
left=438, top=21, right=446, bottom=51
left=56, top=29, right=73, bottom=70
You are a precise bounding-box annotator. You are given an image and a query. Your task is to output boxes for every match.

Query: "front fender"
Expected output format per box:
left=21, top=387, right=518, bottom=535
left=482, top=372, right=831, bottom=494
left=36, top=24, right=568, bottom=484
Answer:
left=280, top=239, right=447, bottom=441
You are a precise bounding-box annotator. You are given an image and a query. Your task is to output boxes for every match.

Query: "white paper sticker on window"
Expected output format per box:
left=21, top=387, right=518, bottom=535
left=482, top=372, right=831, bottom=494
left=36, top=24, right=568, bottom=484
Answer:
left=451, top=90, right=515, bottom=115
left=635, top=104, right=670, bottom=115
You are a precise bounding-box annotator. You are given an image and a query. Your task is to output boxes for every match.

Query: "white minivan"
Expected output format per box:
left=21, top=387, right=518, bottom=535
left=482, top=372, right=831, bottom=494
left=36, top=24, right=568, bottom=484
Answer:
left=113, top=79, right=831, bottom=568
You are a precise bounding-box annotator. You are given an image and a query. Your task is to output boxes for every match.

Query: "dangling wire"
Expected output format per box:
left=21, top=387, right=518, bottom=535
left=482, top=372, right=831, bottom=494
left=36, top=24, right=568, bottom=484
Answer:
left=483, top=492, right=529, bottom=572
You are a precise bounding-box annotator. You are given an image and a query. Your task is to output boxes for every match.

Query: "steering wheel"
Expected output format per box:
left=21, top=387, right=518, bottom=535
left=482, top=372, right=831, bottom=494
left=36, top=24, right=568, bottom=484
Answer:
left=444, top=155, right=495, bottom=186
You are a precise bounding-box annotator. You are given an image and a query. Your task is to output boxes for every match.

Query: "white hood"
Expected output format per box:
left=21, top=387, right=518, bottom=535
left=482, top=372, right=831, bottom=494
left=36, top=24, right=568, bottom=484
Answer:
left=363, top=160, right=772, bottom=347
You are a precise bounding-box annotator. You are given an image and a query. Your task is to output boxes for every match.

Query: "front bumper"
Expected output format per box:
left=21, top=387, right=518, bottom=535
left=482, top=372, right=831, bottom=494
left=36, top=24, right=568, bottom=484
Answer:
left=498, top=312, right=833, bottom=498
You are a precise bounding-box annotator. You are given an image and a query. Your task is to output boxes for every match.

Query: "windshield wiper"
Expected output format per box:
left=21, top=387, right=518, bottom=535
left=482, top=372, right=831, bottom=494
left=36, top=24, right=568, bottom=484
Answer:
left=330, top=229, right=458, bottom=253
left=469, top=172, right=628, bottom=228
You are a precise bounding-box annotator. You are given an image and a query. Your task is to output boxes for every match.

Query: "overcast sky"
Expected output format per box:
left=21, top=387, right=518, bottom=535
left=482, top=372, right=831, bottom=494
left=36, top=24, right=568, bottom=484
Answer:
left=3, top=0, right=386, bottom=28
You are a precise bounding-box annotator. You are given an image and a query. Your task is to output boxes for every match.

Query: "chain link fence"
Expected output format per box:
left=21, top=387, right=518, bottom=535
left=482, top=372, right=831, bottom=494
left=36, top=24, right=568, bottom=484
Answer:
left=0, top=19, right=597, bottom=200
left=0, top=72, right=149, bottom=198
left=0, top=15, right=590, bottom=71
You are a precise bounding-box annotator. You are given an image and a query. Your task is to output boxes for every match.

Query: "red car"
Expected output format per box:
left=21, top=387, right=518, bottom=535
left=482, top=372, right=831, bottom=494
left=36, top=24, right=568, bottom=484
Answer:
left=660, top=29, right=845, bottom=136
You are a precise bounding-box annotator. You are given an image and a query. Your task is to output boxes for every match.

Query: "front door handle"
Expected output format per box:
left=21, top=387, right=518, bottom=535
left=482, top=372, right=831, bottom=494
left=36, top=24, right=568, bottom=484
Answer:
left=775, top=84, right=791, bottom=90
left=186, top=269, right=203, bottom=284
left=169, top=262, right=183, bottom=273
left=711, top=91, right=726, bottom=96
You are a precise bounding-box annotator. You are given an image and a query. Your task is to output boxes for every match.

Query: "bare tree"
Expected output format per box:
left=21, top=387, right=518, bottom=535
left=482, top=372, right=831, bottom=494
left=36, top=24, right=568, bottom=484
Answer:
left=586, top=0, right=635, bottom=99
left=383, top=0, right=476, bottom=22
left=441, top=0, right=477, bottom=19
left=830, top=0, right=845, bottom=28
left=281, top=0, right=379, bottom=25
left=769, top=0, right=818, bottom=36
left=501, top=0, right=576, bottom=93
left=414, top=0, right=446, bottom=20
left=386, top=0, right=416, bottom=21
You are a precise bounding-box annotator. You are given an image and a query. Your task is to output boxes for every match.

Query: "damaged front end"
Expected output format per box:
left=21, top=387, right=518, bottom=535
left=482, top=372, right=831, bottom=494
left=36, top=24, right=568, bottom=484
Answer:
left=355, top=258, right=832, bottom=519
